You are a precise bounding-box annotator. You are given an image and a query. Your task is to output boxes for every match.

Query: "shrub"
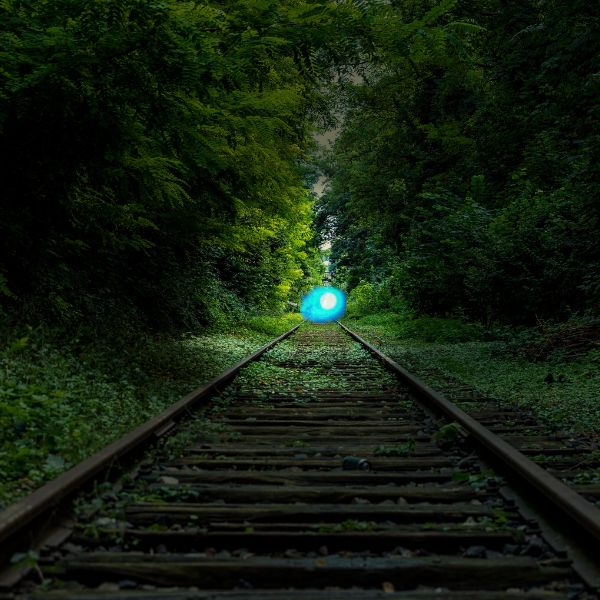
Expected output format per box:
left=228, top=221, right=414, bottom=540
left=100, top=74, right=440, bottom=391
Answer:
left=346, top=276, right=412, bottom=319
left=399, top=317, right=485, bottom=343
left=245, top=313, right=303, bottom=337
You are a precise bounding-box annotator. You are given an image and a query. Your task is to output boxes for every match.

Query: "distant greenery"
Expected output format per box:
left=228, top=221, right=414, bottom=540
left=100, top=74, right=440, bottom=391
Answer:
left=346, top=313, right=600, bottom=433
left=0, top=315, right=299, bottom=508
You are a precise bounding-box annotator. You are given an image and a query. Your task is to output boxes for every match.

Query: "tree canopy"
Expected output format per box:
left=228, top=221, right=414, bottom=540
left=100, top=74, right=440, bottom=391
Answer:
left=0, top=0, right=359, bottom=330
left=1, top=0, right=598, bottom=331
left=318, top=0, right=600, bottom=324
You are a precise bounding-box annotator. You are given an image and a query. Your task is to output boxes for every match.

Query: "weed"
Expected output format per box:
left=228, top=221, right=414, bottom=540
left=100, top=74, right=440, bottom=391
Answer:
left=433, top=423, right=465, bottom=445
left=318, top=519, right=376, bottom=533
left=452, top=469, right=502, bottom=490
left=374, top=440, right=416, bottom=456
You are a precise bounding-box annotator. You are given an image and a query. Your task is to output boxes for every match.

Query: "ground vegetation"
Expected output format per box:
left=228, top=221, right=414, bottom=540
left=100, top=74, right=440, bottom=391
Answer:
left=0, top=313, right=300, bottom=507
left=344, top=313, right=600, bottom=434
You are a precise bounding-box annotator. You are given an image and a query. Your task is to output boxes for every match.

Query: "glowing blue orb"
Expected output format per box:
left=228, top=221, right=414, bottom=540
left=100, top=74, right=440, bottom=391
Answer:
left=300, top=286, right=346, bottom=323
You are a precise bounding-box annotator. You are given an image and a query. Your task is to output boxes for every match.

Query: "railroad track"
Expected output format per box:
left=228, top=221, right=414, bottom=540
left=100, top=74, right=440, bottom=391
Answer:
left=1, top=322, right=599, bottom=599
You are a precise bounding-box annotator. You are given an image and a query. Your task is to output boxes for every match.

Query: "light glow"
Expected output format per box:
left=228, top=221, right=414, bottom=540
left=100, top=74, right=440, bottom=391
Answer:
left=319, top=292, right=337, bottom=310
left=300, top=286, right=346, bottom=323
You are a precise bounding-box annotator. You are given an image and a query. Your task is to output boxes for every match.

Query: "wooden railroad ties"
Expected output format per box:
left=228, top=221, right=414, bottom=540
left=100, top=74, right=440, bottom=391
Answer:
left=1, top=324, right=599, bottom=598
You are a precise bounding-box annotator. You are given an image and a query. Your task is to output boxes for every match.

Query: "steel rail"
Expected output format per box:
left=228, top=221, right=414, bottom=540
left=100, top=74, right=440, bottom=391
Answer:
left=338, top=321, right=600, bottom=544
left=0, top=324, right=301, bottom=548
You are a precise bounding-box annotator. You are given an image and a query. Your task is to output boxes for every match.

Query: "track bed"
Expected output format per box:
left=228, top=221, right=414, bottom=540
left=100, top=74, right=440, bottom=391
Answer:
left=3, top=325, right=599, bottom=598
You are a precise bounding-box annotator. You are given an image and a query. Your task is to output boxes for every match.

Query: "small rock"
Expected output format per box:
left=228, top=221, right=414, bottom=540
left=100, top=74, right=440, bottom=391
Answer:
left=503, top=543, right=518, bottom=555
left=95, top=517, right=118, bottom=528
left=352, top=497, right=371, bottom=504
left=96, top=583, right=119, bottom=592
left=396, top=497, right=408, bottom=505
left=464, top=545, right=487, bottom=558
left=284, top=549, right=302, bottom=558
left=318, top=545, right=328, bottom=556
left=159, top=476, right=179, bottom=485
left=118, top=580, right=138, bottom=590
left=155, top=544, right=168, bottom=554
left=520, top=535, right=545, bottom=557
left=217, top=550, right=232, bottom=558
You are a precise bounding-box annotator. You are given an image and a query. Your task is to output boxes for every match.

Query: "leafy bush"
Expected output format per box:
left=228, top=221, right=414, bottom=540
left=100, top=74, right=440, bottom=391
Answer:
left=346, top=274, right=412, bottom=318
left=346, top=282, right=384, bottom=317
left=245, top=313, right=303, bottom=337
left=399, top=317, right=485, bottom=343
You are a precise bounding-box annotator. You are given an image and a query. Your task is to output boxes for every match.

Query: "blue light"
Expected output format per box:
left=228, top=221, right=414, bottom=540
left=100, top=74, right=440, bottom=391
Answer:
left=300, top=286, right=346, bottom=323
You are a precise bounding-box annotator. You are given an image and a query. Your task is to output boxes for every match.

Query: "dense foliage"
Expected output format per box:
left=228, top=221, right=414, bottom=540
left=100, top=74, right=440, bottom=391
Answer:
left=319, top=0, right=600, bottom=325
left=0, top=0, right=361, bottom=331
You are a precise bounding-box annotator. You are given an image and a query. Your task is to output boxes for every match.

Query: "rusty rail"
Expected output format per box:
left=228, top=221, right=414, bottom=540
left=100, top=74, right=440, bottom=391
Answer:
left=338, top=320, right=600, bottom=544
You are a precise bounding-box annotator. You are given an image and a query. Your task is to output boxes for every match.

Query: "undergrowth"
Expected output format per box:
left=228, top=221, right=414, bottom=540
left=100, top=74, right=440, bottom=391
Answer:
left=344, top=312, right=486, bottom=343
left=344, top=312, right=600, bottom=434
left=0, top=313, right=300, bottom=508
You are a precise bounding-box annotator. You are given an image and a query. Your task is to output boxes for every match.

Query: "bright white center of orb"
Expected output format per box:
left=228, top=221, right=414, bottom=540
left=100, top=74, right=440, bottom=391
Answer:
left=320, top=292, right=337, bottom=310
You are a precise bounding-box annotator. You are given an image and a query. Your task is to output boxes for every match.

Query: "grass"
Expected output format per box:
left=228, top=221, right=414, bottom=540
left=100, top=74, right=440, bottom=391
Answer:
left=0, top=313, right=301, bottom=508
left=227, top=322, right=396, bottom=402
left=343, top=312, right=600, bottom=435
